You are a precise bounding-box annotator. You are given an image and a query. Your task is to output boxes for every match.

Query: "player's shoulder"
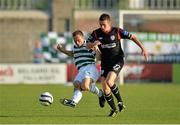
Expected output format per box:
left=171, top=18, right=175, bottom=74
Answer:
left=114, top=27, right=129, bottom=34
left=113, top=27, right=123, bottom=30
left=91, top=28, right=102, bottom=37
left=111, top=27, right=123, bottom=33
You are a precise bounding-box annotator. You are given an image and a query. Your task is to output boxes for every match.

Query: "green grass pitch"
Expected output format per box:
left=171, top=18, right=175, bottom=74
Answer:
left=0, top=83, right=179, bottom=124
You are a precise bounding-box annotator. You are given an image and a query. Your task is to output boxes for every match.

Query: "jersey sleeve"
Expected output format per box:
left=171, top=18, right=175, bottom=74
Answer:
left=86, top=31, right=97, bottom=43
left=119, top=28, right=131, bottom=39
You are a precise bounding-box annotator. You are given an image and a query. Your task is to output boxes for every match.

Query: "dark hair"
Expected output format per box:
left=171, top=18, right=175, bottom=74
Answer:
left=99, top=13, right=110, bottom=21
left=72, top=30, right=84, bottom=37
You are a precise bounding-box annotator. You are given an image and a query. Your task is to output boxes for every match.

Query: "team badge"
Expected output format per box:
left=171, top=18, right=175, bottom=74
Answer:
left=110, top=35, right=115, bottom=40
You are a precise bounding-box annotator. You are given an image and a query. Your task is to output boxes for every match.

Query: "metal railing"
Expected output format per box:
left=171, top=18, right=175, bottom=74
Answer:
left=74, top=0, right=120, bottom=9
left=0, top=0, right=51, bottom=10
left=129, top=0, right=180, bottom=9
left=74, top=0, right=180, bottom=10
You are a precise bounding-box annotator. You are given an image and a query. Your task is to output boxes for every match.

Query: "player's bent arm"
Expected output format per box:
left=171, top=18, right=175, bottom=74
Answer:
left=86, top=42, right=96, bottom=50
left=62, top=50, right=73, bottom=57
left=86, top=41, right=101, bottom=50
left=57, top=44, right=73, bottom=57
left=130, top=34, right=148, bottom=61
left=94, top=46, right=101, bottom=62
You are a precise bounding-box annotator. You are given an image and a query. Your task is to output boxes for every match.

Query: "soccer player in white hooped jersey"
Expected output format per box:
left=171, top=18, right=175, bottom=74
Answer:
left=57, top=30, right=105, bottom=108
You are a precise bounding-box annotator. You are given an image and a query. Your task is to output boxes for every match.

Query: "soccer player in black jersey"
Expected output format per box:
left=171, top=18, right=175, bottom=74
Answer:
left=87, top=13, right=148, bottom=117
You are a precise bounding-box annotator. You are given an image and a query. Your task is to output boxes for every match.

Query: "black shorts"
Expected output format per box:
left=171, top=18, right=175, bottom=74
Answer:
left=101, top=59, right=124, bottom=78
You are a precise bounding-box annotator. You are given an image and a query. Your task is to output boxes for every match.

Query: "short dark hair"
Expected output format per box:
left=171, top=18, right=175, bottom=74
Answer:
left=72, top=30, right=84, bottom=37
left=99, top=13, right=110, bottom=21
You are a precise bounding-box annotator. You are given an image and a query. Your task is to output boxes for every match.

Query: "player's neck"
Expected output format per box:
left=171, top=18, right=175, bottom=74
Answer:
left=104, top=27, right=112, bottom=34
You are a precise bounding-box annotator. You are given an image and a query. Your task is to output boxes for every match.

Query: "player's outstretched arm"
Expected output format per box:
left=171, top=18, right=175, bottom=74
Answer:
left=57, top=44, right=73, bottom=57
left=130, top=34, right=148, bottom=61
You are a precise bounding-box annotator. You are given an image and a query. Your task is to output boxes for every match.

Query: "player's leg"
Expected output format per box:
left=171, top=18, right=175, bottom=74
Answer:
left=101, top=76, right=118, bottom=117
left=106, top=71, right=125, bottom=112
left=80, top=64, right=105, bottom=107
left=81, top=78, right=102, bottom=97
left=60, top=70, right=84, bottom=108
left=71, top=81, right=83, bottom=104
left=89, top=83, right=105, bottom=108
left=81, top=77, right=105, bottom=108
left=60, top=81, right=82, bottom=108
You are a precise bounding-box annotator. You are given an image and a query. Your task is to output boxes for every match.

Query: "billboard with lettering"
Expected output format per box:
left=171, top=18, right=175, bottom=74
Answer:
left=123, top=64, right=172, bottom=82
left=0, top=64, right=66, bottom=84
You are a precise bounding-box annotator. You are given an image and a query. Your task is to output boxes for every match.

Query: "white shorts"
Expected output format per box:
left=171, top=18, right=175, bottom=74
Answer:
left=74, top=64, right=99, bottom=84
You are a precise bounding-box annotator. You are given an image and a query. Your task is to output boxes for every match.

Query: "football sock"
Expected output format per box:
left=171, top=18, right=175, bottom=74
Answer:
left=110, top=84, right=123, bottom=103
left=90, top=83, right=102, bottom=97
left=105, top=93, right=116, bottom=111
left=72, top=89, right=82, bottom=104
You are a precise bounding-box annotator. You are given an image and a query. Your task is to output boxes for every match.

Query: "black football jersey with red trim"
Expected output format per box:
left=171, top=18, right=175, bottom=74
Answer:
left=87, top=27, right=131, bottom=68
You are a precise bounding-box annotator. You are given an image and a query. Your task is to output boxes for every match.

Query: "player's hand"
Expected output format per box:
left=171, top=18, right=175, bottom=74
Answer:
left=88, top=40, right=101, bottom=49
left=92, top=41, right=101, bottom=54
left=142, top=49, right=148, bottom=61
left=57, top=44, right=64, bottom=52
left=94, top=40, right=101, bottom=46
left=92, top=45, right=101, bottom=54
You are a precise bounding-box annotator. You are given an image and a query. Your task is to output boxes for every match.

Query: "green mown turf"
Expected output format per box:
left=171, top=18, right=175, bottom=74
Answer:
left=0, top=84, right=179, bottom=124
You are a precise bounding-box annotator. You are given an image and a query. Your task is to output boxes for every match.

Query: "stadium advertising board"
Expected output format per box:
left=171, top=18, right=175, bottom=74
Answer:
left=67, top=63, right=172, bottom=82
left=0, top=64, right=66, bottom=84
left=124, top=63, right=172, bottom=82
left=126, top=32, right=180, bottom=63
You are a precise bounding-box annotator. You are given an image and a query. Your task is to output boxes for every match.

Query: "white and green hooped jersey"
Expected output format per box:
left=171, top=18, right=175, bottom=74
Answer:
left=73, top=42, right=96, bottom=70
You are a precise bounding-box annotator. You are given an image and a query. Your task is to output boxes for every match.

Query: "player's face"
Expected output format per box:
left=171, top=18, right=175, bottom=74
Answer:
left=73, top=35, right=84, bottom=47
left=99, top=20, right=111, bottom=33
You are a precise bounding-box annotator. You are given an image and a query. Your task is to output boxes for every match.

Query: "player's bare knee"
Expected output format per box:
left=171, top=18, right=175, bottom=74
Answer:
left=102, top=84, right=110, bottom=95
left=102, top=82, right=111, bottom=95
left=81, top=84, right=90, bottom=91
left=105, top=80, right=114, bottom=87
left=73, top=81, right=81, bottom=90
left=104, top=89, right=111, bottom=95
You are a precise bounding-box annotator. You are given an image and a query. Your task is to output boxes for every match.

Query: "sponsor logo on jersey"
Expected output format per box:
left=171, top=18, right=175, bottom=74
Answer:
left=110, top=35, right=115, bottom=40
left=101, top=43, right=116, bottom=48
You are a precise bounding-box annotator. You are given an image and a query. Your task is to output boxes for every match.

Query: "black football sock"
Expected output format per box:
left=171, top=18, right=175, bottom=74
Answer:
left=105, top=93, right=116, bottom=111
left=110, top=84, right=123, bottom=103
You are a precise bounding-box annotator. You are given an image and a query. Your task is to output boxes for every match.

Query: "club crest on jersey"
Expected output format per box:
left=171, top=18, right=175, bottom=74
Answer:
left=110, top=35, right=115, bottom=40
